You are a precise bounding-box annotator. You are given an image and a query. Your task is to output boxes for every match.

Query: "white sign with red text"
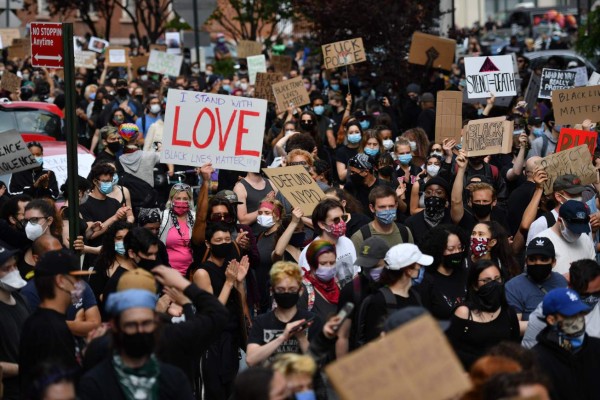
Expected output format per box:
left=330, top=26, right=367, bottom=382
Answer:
left=161, top=89, right=267, bottom=173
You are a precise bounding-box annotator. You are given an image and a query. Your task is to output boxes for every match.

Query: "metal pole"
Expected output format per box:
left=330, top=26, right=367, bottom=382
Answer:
left=62, top=23, right=80, bottom=253
left=6, top=0, right=9, bottom=27
left=192, top=0, right=200, bottom=65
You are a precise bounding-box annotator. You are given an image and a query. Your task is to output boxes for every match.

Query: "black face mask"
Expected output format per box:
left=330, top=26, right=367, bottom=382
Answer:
left=289, top=232, right=305, bottom=248
left=118, top=331, right=155, bottom=358
left=137, top=257, right=160, bottom=271
left=581, top=292, right=600, bottom=308
left=527, top=263, right=553, bottom=283
left=300, top=121, right=313, bottom=131
left=116, top=88, right=129, bottom=97
left=273, top=292, right=300, bottom=309
left=107, top=141, right=122, bottom=153
left=471, top=203, right=492, bottom=219
left=469, top=157, right=484, bottom=168
left=135, top=95, right=144, bottom=103
left=211, top=242, right=234, bottom=259
left=350, top=173, right=365, bottom=186
left=379, top=166, right=394, bottom=177
left=443, top=252, right=464, bottom=270
left=476, top=280, right=504, bottom=312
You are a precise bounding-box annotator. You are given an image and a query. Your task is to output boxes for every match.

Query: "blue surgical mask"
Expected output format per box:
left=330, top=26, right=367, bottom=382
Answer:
left=359, top=120, right=370, bottom=130
left=35, top=156, right=43, bottom=165
left=477, top=108, right=484, bottom=116
left=115, top=241, right=126, bottom=255
left=330, top=84, right=340, bottom=91
left=89, top=92, right=96, bottom=100
left=398, top=154, right=412, bottom=165
left=368, top=266, right=383, bottom=281
left=348, top=133, right=362, bottom=144
left=364, top=147, right=379, bottom=157
left=99, top=181, right=114, bottom=195
left=412, top=267, right=425, bottom=285
left=533, top=127, right=545, bottom=137
left=341, top=78, right=349, bottom=85
left=554, top=124, right=562, bottom=132
left=375, top=209, right=396, bottom=225
left=222, top=84, right=231, bottom=93
left=295, top=390, right=317, bottom=400
left=313, top=105, right=325, bottom=115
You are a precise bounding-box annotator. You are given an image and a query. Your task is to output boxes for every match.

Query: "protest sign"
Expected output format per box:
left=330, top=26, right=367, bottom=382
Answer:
left=536, top=145, right=597, bottom=194
left=272, top=77, right=310, bottom=113
left=0, top=130, right=40, bottom=174
left=408, top=32, right=456, bottom=71
left=321, top=38, right=366, bottom=70
left=262, top=166, right=326, bottom=215
left=0, top=28, right=20, bottom=48
left=326, top=314, right=471, bottom=400
left=106, top=47, right=128, bottom=66
left=247, top=54, right=266, bottom=85
left=556, top=128, right=597, bottom=155
left=463, top=116, right=513, bottom=157
left=161, top=89, right=267, bottom=173
left=270, top=55, right=293, bottom=74
left=149, top=44, right=167, bottom=52
left=74, top=51, right=97, bottom=69
left=7, top=38, right=29, bottom=59
left=147, top=50, right=183, bottom=77
left=435, top=91, right=462, bottom=143
left=524, top=73, right=541, bottom=112
left=0, top=70, right=21, bottom=93
left=464, top=55, right=517, bottom=99
left=165, top=32, right=181, bottom=54
left=254, top=72, right=283, bottom=103
left=42, top=151, right=95, bottom=189
left=588, top=72, right=600, bottom=86
left=88, top=37, right=108, bottom=53
left=237, top=40, right=262, bottom=58
left=538, top=68, right=577, bottom=99
left=552, top=86, right=600, bottom=126
left=569, top=66, right=588, bottom=87
left=131, top=55, right=149, bottom=78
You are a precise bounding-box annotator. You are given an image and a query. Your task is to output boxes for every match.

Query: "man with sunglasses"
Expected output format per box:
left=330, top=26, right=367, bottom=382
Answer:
left=344, top=154, right=386, bottom=215
left=9, top=141, right=58, bottom=200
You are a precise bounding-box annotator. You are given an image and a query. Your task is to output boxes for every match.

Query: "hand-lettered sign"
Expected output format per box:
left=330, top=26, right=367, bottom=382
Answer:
left=106, top=47, right=128, bottom=66
left=569, top=66, right=588, bottom=88
left=262, top=166, right=326, bottom=215
left=536, top=145, right=597, bottom=194
left=321, top=38, right=366, bottom=70
left=0, top=71, right=21, bottom=93
left=552, top=86, right=600, bottom=126
left=408, top=32, right=456, bottom=71
left=464, top=55, right=517, bottom=99
left=161, top=89, right=267, bottom=173
left=556, top=128, right=597, bottom=155
left=0, top=28, right=20, bottom=49
left=588, top=71, right=600, bottom=86
left=74, top=51, right=97, bottom=69
left=463, top=116, right=514, bottom=157
left=147, top=50, right=183, bottom=77
left=270, top=55, right=293, bottom=74
left=237, top=40, right=262, bottom=59
left=0, top=130, right=40, bottom=174
left=247, top=54, right=266, bottom=85
left=538, top=68, right=577, bottom=99
left=254, top=72, right=283, bottom=103
left=272, top=76, right=310, bottom=113
left=435, top=91, right=462, bottom=143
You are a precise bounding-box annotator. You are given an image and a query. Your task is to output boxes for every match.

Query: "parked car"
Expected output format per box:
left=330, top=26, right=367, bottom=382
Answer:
left=0, top=99, right=63, bottom=142
left=525, top=50, right=597, bottom=76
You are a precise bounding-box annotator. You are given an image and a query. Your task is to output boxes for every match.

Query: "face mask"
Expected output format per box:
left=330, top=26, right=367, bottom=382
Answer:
left=424, top=195, right=446, bottom=221
left=304, top=83, right=311, bottom=91
left=211, top=242, right=234, bottom=258
left=470, top=237, right=490, bottom=258
left=341, top=78, right=349, bottom=85
left=368, top=266, right=383, bottom=282
left=115, top=241, right=126, bottom=255
left=376, top=209, right=396, bottom=225
left=137, top=257, right=160, bottom=271
left=257, top=215, right=275, bottom=228
left=412, top=267, right=425, bottom=285
left=289, top=232, right=305, bottom=247
left=409, top=141, right=417, bottom=152
left=477, top=108, right=484, bottom=116
left=325, top=220, right=346, bottom=238
left=70, top=280, right=86, bottom=307
left=22, top=73, right=30, bottom=81
left=172, top=200, right=190, bottom=216
left=527, top=263, right=553, bottom=283
left=431, top=151, right=443, bottom=158
left=0, top=269, right=26, bottom=290
left=273, top=291, right=300, bottom=309
left=426, top=165, right=440, bottom=177
left=313, top=105, right=325, bottom=116
left=398, top=154, right=412, bottom=165
left=107, top=141, right=122, bottom=153
left=532, top=127, right=544, bottom=137
left=553, top=124, right=562, bottom=132
left=26, top=221, right=46, bottom=241
left=300, top=121, right=314, bottom=131
left=219, top=84, right=231, bottom=93
left=35, top=156, right=43, bottom=166
left=114, top=116, right=125, bottom=125
left=295, top=390, right=317, bottom=400
left=560, top=220, right=581, bottom=243
left=120, top=331, right=155, bottom=358
left=88, top=92, right=96, bottom=100
left=285, top=129, right=295, bottom=136
left=350, top=173, right=365, bottom=186
left=359, top=120, right=370, bottom=130
left=382, top=139, right=394, bottom=150
left=140, top=74, right=148, bottom=81
left=581, top=292, right=600, bottom=308
left=379, top=165, right=394, bottom=177
left=315, top=266, right=336, bottom=282
left=477, top=280, right=504, bottom=312
left=364, top=147, right=379, bottom=157
left=149, top=104, right=161, bottom=114
left=559, top=314, right=586, bottom=336
left=99, top=181, right=114, bottom=195
left=331, top=84, right=340, bottom=91
left=471, top=203, right=492, bottom=219
left=347, top=133, right=362, bottom=144
left=240, top=83, right=248, bottom=91
left=443, top=252, right=463, bottom=270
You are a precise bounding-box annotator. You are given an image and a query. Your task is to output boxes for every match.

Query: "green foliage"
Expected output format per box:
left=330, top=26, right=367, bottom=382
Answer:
left=214, top=58, right=236, bottom=77
left=576, top=9, right=600, bottom=60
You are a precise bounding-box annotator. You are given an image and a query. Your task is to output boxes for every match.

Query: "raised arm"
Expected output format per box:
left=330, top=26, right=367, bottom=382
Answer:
left=191, top=163, right=212, bottom=246
left=451, top=151, right=468, bottom=224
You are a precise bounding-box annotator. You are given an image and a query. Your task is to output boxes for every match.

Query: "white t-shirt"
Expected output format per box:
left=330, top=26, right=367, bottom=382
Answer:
left=526, top=209, right=559, bottom=246
left=537, top=227, right=596, bottom=274
left=299, top=236, right=357, bottom=288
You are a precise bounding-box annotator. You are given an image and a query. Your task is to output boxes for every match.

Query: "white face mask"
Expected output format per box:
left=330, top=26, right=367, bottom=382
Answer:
left=382, top=139, right=394, bottom=150
left=560, top=220, right=581, bottom=243
left=431, top=151, right=443, bottom=158
left=0, top=269, right=26, bottom=290
left=426, top=165, right=440, bottom=177
left=257, top=215, right=275, bottom=228
left=409, top=141, right=417, bottom=152
left=150, top=104, right=161, bottom=114
left=25, top=221, right=46, bottom=241
left=240, top=83, right=248, bottom=91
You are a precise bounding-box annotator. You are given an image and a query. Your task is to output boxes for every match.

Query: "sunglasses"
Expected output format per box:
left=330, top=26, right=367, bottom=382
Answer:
left=173, top=183, right=191, bottom=190
left=210, top=213, right=233, bottom=223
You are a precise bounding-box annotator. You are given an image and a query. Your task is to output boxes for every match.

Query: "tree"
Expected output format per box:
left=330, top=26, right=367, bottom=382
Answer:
left=116, top=0, right=174, bottom=44
left=576, top=7, right=600, bottom=60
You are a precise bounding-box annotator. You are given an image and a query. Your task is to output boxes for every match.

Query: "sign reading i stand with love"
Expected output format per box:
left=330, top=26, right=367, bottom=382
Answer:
left=30, top=22, right=64, bottom=69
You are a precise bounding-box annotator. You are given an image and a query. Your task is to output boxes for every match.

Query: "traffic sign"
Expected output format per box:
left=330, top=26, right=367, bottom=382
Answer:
left=30, top=22, right=63, bottom=68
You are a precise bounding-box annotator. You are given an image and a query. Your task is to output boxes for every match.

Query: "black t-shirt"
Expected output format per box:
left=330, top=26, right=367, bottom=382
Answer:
left=458, top=205, right=510, bottom=235
left=405, top=209, right=453, bottom=247
left=338, top=274, right=380, bottom=351
left=506, top=181, right=536, bottom=236
left=362, top=289, right=421, bottom=343
left=417, top=265, right=468, bottom=320
left=0, top=293, right=30, bottom=400
left=334, top=146, right=358, bottom=169
left=80, top=196, right=122, bottom=248
left=344, top=178, right=387, bottom=216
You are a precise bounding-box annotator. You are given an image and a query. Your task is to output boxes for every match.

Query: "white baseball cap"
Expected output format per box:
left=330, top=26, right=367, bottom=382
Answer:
left=384, top=244, right=433, bottom=270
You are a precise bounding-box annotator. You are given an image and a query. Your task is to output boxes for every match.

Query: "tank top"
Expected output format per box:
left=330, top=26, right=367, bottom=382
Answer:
left=240, top=178, right=273, bottom=213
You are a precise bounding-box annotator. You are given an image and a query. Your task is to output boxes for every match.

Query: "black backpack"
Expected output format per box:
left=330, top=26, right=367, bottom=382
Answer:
left=119, top=172, right=158, bottom=216
left=360, top=222, right=410, bottom=243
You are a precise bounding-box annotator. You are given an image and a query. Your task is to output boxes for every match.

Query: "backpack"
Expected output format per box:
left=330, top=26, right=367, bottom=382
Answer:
left=360, top=222, right=410, bottom=243
left=119, top=171, right=158, bottom=216
left=541, top=135, right=550, bottom=157
left=542, top=210, right=556, bottom=228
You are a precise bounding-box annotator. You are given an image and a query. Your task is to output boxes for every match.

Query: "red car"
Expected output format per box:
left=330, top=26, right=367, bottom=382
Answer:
left=0, top=99, right=64, bottom=142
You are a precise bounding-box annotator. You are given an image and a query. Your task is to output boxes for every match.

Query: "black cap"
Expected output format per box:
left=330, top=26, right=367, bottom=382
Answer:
left=526, top=237, right=555, bottom=259
left=527, top=115, right=542, bottom=126
left=0, top=243, right=20, bottom=266
left=36, top=249, right=94, bottom=277
left=559, top=200, right=591, bottom=234
left=423, top=176, right=450, bottom=197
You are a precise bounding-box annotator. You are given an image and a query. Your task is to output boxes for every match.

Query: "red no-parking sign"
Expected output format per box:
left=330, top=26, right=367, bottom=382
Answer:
left=30, top=22, right=64, bottom=69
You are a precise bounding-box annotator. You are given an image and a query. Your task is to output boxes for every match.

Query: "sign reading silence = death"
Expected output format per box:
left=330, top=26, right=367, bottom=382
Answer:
left=262, top=166, right=325, bottom=216
left=464, top=55, right=516, bottom=99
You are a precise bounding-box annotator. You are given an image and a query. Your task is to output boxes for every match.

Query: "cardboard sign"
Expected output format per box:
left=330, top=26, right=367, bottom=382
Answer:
left=161, top=89, right=267, bottom=173
left=272, top=76, right=310, bottom=113
left=463, top=116, right=513, bottom=157
left=588, top=71, right=600, bottom=86
left=7, top=38, right=29, bottom=59
left=0, top=130, right=39, bottom=174
left=464, top=55, right=517, bottom=99
left=254, top=72, right=283, bottom=103
left=536, top=145, right=597, bottom=194
left=147, top=50, right=183, bottom=77
left=106, top=47, right=128, bottom=66
left=524, top=73, right=541, bottom=112
left=538, top=68, right=577, bottom=99
left=74, top=51, right=97, bottom=69
left=0, top=28, right=20, bottom=49
left=0, top=70, right=21, bottom=93
left=408, top=32, right=456, bottom=71
left=165, top=32, right=181, bottom=54
left=247, top=54, right=266, bottom=85
left=321, top=38, right=366, bottom=70
left=88, top=37, right=108, bottom=54
left=569, top=66, right=588, bottom=87
left=325, top=315, right=471, bottom=400
left=262, top=166, right=326, bottom=215
left=131, top=55, right=150, bottom=78
left=270, top=55, right=293, bottom=74
left=237, top=40, right=262, bottom=59
left=435, top=91, right=462, bottom=143
left=552, top=86, right=600, bottom=126
left=556, top=128, right=597, bottom=155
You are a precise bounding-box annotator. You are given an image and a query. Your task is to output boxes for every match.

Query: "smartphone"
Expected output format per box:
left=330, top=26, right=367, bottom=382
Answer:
left=290, top=315, right=315, bottom=334
left=333, top=302, right=354, bottom=331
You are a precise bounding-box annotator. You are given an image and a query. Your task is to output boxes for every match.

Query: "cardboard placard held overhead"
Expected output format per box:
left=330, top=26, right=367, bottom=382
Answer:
left=321, top=38, right=366, bottom=70
left=435, top=91, right=462, bottom=143
left=106, top=47, right=128, bottom=66
left=7, top=38, right=30, bottom=59
left=464, top=55, right=517, bottom=98
left=272, top=76, right=310, bottom=112
left=74, top=51, right=97, bottom=69
left=588, top=71, right=600, bottom=86
left=556, top=128, right=597, bottom=155
left=325, top=314, right=471, bottom=400
left=254, top=72, right=283, bottom=103
left=147, top=50, right=183, bottom=77
left=0, top=130, right=40, bottom=174
left=463, top=116, right=514, bottom=157
left=130, top=55, right=150, bottom=78
left=0, top=28, right=20, bottom=49
left=0, top=70, right=21, bottom=93
left=88, top=37, right=109, bottom=54
left=408, top=32, right=456, bottom=71
left=262, top=166, right=326, bottom=215
left=270, top=55, right=293, bottom=74
left=236, top=40, right=262, bottom=59
left=538, top=68, right=577, bottom=99
left=536, top=145, right=597, bottom=194
left=247, top=54, right=267, bottom=85
left=552, top=86, right=600, bottom=126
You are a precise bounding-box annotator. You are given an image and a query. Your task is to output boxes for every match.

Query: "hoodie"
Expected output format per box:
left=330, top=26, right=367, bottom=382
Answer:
left=119, top=150, right=160, bottom=187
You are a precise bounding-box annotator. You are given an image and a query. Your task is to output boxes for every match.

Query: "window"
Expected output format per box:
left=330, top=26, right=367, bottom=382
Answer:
left=37, top=0, right=49, bottom=16
left=120, top=0, right=136, bottom=22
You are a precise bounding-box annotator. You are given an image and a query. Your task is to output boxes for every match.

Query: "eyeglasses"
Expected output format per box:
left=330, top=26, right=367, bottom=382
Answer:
left=478, top=276, right=502, bottom=285
left=23, top=217, right=46, bottom=225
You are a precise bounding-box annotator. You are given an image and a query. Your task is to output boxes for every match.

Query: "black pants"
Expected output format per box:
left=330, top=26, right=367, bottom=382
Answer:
left=202, top=330, right=240, bottom=400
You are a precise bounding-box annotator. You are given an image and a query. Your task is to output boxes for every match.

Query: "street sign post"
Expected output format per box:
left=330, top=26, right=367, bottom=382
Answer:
left=30, top=22, right=64, bottom=68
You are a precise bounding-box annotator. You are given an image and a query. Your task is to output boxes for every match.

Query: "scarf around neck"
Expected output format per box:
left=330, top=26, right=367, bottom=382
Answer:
left=305, top=272, right=340, bottom=304
left=112, top=353, right=160, bottom=400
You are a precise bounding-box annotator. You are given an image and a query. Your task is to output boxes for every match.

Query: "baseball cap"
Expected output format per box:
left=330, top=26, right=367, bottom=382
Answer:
left=384, top=244, right=433, bottom=270
left=527, top=115, right=542, bottom=126
left=542, top=288, right=590, bottom=317
left=348, top=153, right=373, bottom=171
left=215, top=190, right=243, bottom=205
left=105, top=289, right=157, bottom=316
left=526, top=237, right=555, bottom=259
left=116, top=78, right=128, bottom=87
left=553, top=174, right=585, bottom=195
left=355, top=237, right=390, bottom=268
left=423, top=176, right=450, bottom=197
left=117, top=268, right=157, bottom=294
left=35, top=249, right=94, bottom=277
left=0, top=243, right=20, bottom=266
left=559, top=200, right=591, bottom=234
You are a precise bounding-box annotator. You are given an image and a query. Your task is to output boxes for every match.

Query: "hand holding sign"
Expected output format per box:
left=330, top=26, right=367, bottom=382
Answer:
left=291, top=207, right=304, bottom=224
left=455, top=151, right=468, bottom=170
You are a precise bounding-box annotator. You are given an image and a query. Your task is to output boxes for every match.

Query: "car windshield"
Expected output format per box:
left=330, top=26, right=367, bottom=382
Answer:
left=0, top=109, right=61, bottom=139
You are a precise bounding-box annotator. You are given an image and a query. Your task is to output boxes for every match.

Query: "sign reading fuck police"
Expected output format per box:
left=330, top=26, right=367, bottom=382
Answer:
left=464, top=55, right=517, bottom=98
left=161, top=89, right=267, bottom=173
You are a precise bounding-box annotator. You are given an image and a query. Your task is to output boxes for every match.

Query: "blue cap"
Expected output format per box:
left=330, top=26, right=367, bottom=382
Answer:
left=105, top=289, right=157, bottom=316
left=559, top=200, right=591, bottom=234
left=542, top=288, right=591, bottom=317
